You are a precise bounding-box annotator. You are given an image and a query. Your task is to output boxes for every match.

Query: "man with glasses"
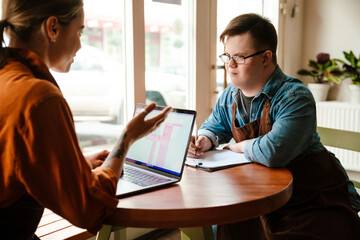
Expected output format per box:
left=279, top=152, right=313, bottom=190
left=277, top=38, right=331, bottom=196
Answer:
left=187, top=13, right=360, bottom=239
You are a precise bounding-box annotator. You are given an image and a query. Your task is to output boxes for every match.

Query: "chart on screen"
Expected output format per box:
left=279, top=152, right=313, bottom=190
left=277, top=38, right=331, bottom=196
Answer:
left=126, top=108, right=194, bottom=174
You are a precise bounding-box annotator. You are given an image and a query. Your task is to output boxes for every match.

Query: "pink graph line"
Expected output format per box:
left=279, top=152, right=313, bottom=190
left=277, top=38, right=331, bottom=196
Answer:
left=146, top=122, right=182, bottom=167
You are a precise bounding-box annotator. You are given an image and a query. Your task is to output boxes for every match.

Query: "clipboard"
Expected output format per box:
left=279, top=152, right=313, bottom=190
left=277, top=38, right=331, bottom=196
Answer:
left=185, top=149, right=251, bottom=171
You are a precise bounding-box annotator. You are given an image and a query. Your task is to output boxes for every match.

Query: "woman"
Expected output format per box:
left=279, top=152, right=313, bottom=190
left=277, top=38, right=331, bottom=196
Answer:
left=0, top=0, right=170, bottom=239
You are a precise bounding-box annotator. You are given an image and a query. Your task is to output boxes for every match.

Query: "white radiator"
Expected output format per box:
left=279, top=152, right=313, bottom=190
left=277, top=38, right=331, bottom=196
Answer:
left=316, top=101, right=360, bottom=171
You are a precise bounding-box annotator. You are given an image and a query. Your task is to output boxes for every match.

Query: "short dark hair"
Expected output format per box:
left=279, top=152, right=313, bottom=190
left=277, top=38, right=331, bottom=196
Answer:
left=220, top=13, right=277, bottom=63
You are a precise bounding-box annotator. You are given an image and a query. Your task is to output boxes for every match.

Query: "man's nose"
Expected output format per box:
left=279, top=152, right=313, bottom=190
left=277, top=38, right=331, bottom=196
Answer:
left=228, top=57, right=237, bottom=68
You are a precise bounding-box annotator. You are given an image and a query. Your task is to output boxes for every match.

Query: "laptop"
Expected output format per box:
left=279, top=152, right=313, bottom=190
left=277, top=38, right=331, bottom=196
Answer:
left=115, top=103, right=196, bottom=198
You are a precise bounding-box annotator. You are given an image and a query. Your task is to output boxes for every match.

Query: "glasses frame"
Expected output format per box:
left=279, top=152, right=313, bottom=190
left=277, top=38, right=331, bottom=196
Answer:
left=219, top=50, right=268, bottom=64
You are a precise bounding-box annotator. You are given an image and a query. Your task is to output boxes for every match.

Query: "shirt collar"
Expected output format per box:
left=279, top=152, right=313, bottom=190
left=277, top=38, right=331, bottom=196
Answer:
left=231, top=65, right=286, bottom=100
left=8, top=48, right=59, bottom=89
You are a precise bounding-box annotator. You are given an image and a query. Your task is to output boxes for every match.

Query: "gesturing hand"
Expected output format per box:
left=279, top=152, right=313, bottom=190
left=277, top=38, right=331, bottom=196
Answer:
left=103, top=103, right=171, bottom=179
left=125, top=103, right=172, bottom=144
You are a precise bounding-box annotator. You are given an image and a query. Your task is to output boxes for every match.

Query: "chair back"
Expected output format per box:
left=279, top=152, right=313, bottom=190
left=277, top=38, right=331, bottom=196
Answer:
left=317, top=127, right=360, bottom=189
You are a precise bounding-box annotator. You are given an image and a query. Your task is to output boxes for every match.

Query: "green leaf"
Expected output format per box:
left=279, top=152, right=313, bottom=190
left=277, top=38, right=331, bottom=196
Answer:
left=352, top=77, right=360, bottom=85
left=308, top=60, right=319, bottom=70
left=297, top=69, right=313, bottom=76
left=326, top=75, right=342, bottom=84
left=334, top=58, right=346, bottom=65
left=344, top=51, right=356, bottom=67
left=350, top=51, right=357, bottom=67
left=331, top=69, right=344, bottom=77
left=324, top=64, right=339, bottom=72
left=323, top=59, right=333, bottom=69
left=309, top=70, right=320, bottom=77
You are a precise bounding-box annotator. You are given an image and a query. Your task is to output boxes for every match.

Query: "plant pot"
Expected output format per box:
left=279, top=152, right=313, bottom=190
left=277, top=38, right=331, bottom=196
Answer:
left=348, top=84, right=360, bottom=103
left=308, top=83, right=330, bottom=102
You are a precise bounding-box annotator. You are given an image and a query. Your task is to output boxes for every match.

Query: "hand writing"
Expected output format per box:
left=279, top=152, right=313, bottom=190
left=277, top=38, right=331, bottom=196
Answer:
left=187, top=135, right=212, bottom=158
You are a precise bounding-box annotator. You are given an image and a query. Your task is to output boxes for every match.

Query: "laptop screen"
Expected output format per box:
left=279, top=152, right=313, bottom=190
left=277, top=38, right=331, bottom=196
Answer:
left=126, top=104, right=196, bottom=176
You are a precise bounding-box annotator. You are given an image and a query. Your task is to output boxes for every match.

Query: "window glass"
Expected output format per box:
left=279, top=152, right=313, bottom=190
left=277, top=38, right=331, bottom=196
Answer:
left=51, top=0, right=125, bottom=153
left=144, top=0, right=189, bottom=109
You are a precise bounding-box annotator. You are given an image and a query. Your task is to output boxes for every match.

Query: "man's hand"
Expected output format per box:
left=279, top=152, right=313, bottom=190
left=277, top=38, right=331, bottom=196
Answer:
left=224, top=139, right=250, bottom=153
left=85, top=150, right=109, bottom=169
left=187, top=135, right=212, bottom=158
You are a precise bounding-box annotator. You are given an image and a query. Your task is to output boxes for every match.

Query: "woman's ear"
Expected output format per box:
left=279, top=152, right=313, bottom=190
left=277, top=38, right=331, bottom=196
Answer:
left=45, top=16, right=59, bottom=43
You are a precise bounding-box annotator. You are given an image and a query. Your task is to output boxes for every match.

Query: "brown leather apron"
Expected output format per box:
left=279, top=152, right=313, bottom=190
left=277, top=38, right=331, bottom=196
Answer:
left=217, top=99, right=360, bottom=240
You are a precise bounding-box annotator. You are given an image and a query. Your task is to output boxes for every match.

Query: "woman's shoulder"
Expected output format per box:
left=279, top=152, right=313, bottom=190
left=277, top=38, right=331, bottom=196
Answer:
left=1, top=60, right=62, bottom=101
left=0, top=61, right=65, bottom=122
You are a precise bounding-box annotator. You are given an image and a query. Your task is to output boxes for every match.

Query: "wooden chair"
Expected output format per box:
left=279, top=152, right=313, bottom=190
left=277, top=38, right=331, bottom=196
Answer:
left=35, top=209, right=94, bottom=239
left=36, top=210, right=154, bottom=240
left=317, top=127, right=360, bottom=190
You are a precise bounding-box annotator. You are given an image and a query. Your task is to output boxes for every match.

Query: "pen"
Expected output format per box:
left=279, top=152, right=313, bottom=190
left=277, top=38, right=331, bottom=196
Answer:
left=194, top=123, right=198, bottom=157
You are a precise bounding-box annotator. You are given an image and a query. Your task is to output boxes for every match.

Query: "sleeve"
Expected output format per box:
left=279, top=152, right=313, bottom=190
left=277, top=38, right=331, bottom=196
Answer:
left=244, top=95, right=316, bottom=168
left=16, top=95, right=119, bottom=234
left=199, top=90, right=234, bottom=146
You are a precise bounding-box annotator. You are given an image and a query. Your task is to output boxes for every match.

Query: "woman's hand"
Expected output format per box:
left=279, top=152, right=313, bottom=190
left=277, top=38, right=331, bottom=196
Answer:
left=103, top=103, right=171, bottom=179
left=187, top=135, right=212, bottom=158
left=85, top=150, right=109, bottom=169
left=125, top=103, right=171, bottom=144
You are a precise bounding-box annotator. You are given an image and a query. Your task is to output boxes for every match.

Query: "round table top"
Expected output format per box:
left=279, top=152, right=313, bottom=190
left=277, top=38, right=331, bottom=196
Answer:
left=107, top=163, right=293, bottom=228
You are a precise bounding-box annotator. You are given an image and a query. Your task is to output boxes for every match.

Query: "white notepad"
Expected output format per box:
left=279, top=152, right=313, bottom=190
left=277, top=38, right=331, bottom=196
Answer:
left=185, top=149, right=251, bottom=171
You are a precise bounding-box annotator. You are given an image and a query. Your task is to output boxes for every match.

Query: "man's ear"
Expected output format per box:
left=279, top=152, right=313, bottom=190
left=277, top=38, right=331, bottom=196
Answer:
left=45, top=16, right=59, bottom=43
left=262, top=50, right=273, bottom=66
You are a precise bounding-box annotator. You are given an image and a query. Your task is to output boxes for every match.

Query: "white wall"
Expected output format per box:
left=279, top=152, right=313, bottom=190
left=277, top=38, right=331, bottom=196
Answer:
left=278, top=0, right=304, bottom=79
left=300, top=0, right=360, bottom=101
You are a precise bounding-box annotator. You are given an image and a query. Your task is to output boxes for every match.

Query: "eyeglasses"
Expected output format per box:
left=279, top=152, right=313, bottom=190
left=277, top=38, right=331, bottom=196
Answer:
left=219, top=50, right=268, bottom=64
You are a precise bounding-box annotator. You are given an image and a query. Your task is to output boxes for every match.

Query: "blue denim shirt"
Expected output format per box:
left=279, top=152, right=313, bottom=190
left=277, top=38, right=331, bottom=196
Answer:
left=199, top=66, right=360, bottom=210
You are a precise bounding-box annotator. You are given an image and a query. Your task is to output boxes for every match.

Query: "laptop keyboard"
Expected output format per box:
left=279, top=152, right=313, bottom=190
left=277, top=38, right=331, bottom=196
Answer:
left=122, top=165, right=172, bottom=187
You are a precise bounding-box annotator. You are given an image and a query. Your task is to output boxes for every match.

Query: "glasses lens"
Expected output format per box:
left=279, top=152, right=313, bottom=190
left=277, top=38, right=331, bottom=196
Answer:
left=234, top=56, right=245, bottom=64
left=219, top=54, right=229, bottom=63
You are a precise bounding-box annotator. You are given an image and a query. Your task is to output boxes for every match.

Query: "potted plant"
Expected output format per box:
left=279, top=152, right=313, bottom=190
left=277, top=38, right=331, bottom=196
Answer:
left=336, top=51, right=360, bottom=103
left=297, top=53, right=343, bottom=101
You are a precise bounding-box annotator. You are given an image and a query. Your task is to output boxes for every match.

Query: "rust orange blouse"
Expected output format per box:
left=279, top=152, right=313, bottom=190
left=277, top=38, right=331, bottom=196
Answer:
left=0, top=48, right=119, bottom=234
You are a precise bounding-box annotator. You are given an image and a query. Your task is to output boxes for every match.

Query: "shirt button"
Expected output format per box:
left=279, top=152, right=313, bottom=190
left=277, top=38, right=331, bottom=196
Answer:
left=252, top=113, right=255, bottom=117
left=93, top=189, right=99, bottom=195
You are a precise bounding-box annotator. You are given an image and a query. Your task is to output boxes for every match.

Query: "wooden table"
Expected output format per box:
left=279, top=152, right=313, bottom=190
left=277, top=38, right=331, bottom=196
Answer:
left=101, top=163, right=293, bottom=240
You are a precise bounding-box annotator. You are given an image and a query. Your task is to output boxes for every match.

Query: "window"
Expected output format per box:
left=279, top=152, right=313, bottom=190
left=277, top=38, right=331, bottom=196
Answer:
left=144, top=0, right=191, bottom=109
left=52, top=0, right=126, bottom=152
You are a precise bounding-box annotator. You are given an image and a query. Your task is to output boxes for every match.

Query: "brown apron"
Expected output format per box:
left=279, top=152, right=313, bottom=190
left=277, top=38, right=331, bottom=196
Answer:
left=217, top=99, right=360, bottom=240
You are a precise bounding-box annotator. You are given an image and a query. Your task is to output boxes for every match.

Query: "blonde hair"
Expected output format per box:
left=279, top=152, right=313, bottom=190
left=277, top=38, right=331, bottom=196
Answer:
left=0, top=0, right=83, bottom=68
